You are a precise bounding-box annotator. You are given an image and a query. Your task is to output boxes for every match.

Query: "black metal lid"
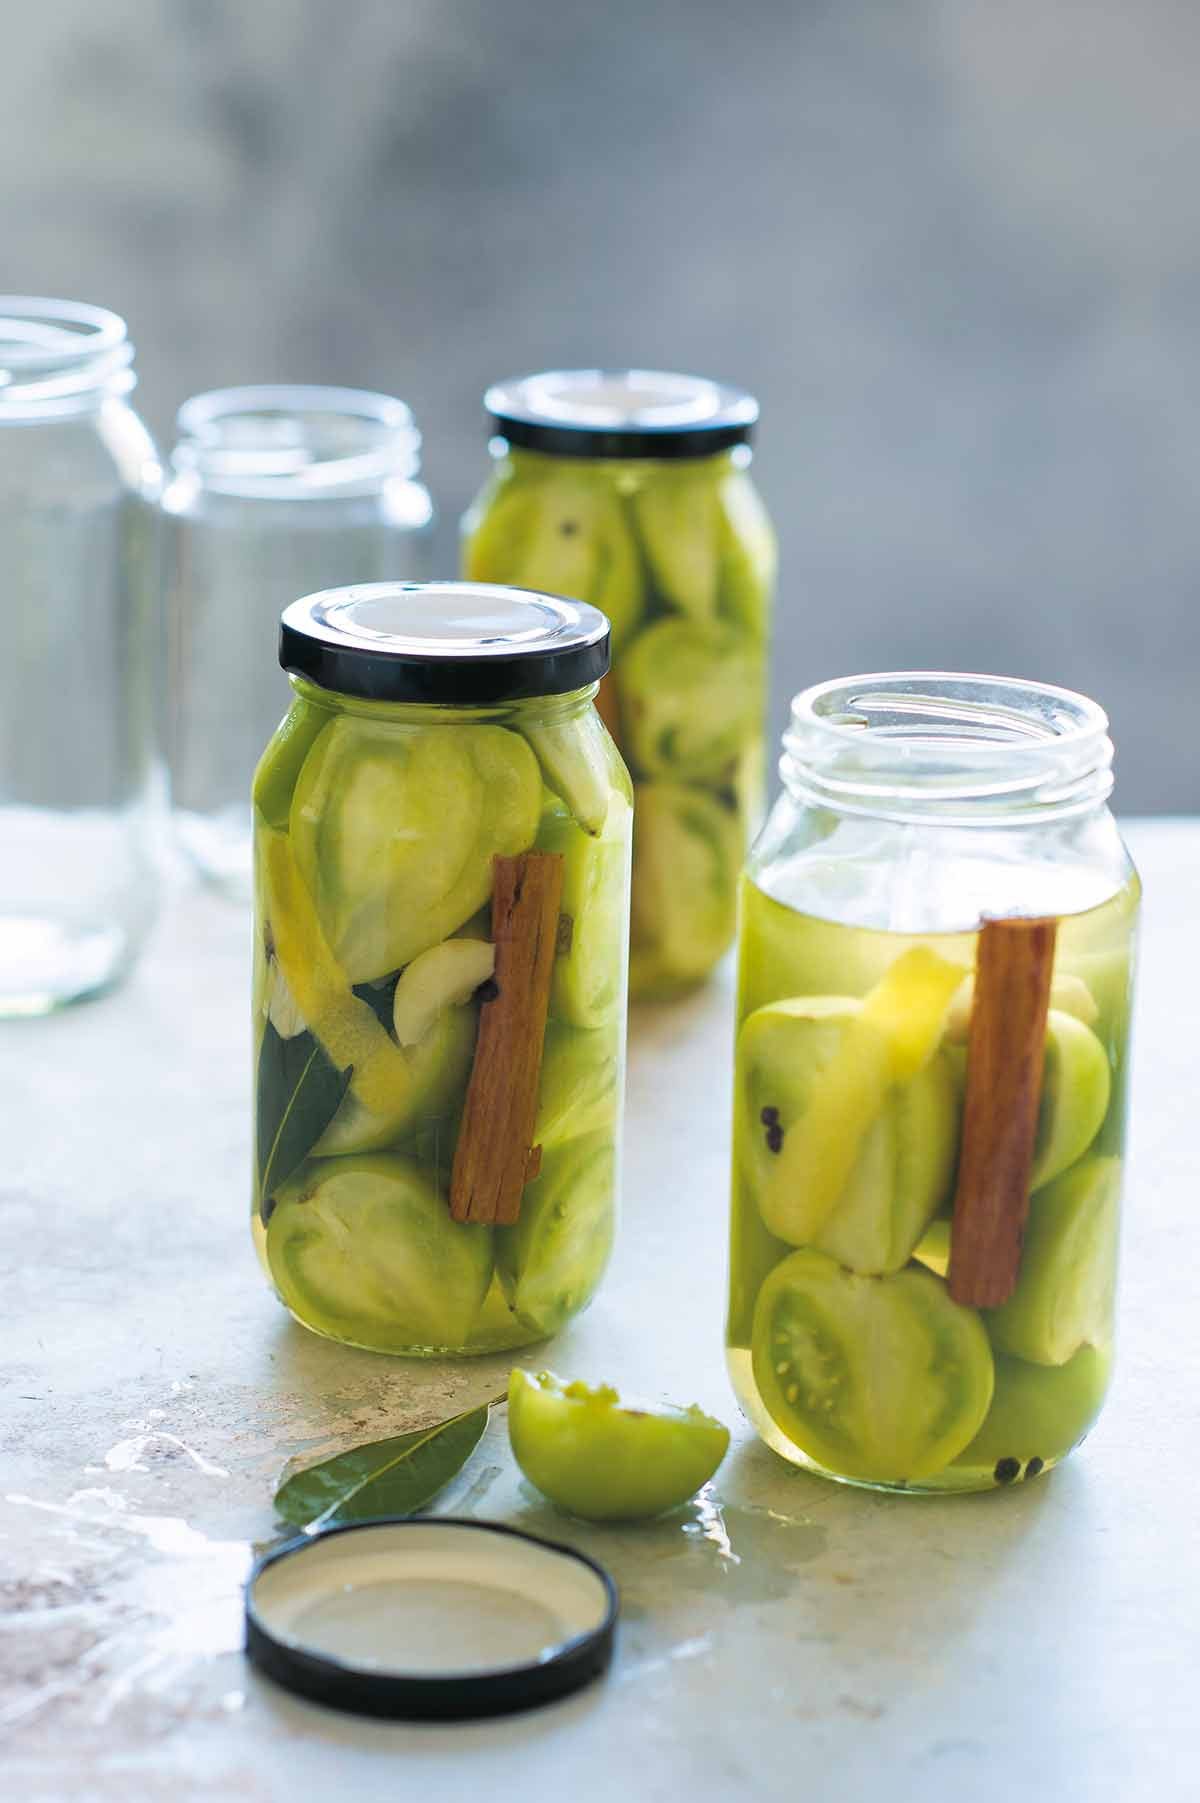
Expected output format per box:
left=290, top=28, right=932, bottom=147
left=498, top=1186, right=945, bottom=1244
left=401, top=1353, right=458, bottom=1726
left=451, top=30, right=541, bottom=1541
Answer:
left=279, top=581, right=611, bottom=704
left=244, top=1519, right=618, bottom=1721
left=484, top=369, right=759, bottom=460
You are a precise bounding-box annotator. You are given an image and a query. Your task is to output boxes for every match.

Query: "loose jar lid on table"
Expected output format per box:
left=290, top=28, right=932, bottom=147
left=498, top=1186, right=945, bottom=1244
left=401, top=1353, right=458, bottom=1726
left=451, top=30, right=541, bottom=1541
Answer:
left=245, top=1519, right=618, bottom=1720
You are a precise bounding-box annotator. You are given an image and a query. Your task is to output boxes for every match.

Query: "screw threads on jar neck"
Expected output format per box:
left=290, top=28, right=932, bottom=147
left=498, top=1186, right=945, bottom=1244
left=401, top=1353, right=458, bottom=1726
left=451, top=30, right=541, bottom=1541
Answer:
left=0, top=298, right=135, bottom=419
left=781, top=673, right=1115, bottom=827
left=172, top=386, right=421, bottom=497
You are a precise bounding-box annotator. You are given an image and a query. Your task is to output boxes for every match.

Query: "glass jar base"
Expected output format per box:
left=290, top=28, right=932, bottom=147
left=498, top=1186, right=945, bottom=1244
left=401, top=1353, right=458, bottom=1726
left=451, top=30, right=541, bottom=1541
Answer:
left=725, top=1348, right=1062, bottom=1496
left=0, top=913, right=132, bottom=1015
left=280, top=1301, right=548, bottom=1360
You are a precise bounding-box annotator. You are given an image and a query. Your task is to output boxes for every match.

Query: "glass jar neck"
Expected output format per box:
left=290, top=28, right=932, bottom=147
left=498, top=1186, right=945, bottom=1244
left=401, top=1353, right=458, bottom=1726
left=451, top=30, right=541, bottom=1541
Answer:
left=782, top=674, right=1115, bottom=828
left=0, top=297, right=135, bottom=421
left=289, top=673, right=598, bottom=727
left=173, top=386, right=421, bottom=498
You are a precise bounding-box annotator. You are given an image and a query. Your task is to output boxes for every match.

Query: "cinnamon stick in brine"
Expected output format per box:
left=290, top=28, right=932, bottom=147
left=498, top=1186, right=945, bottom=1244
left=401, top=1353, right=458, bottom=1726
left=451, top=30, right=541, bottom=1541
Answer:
left=449, top=850, right=564, bottom=1226
left=948, top=915, right=1058, bottom=1309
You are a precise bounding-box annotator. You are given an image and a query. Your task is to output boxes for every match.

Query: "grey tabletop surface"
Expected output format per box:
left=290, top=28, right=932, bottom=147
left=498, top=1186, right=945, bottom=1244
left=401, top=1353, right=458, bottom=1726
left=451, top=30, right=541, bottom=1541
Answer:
left=1, top=818, right=1196, bottom=1802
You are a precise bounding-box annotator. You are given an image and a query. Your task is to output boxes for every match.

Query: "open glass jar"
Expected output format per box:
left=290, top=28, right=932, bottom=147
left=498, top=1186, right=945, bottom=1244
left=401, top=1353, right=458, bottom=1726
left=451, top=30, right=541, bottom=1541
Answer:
left=727, top=674, right=1139, bottom=1493
left=252, top=582, right=631, bottom=1356
left=464, top=370, right=775, bottom=1000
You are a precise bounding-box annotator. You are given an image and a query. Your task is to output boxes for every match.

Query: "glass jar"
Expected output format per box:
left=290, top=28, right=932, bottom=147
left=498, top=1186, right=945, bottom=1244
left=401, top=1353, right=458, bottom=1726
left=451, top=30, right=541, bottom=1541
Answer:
left=0, top=297, right=163, bottom=1015
left=165, top=385, right=433, bottom=900
left=727, top=674, right=1139, bottom=1493
left=252, top=581, right=631, bottom=1356
left=464, top=369, right=775, bottom=1000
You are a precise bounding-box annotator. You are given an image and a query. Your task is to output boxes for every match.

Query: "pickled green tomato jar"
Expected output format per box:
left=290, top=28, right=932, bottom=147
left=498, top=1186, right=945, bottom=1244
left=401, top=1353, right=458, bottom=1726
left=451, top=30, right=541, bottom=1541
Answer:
left=251, top=582, right=631, bottom=1355
left=463, top=371, right=775, bottom=999
left=727, top=675, right=1139, bottom=1493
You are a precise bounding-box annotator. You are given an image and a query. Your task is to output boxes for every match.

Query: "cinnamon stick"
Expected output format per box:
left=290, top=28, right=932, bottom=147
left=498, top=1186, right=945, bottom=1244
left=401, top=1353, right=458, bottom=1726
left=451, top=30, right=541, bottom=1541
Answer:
left=594, top=673, right=622, bottom=746
left=449, top=851, right=564, bottom=1225
left=948, top=916, right=1058, bottom=1308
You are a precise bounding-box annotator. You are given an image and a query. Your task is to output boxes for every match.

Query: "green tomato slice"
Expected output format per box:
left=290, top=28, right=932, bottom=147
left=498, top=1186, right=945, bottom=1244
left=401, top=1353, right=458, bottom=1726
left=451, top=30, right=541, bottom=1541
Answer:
left=535, top=1022, right=621, bottom=1149
left=508, top=1368, right=730, bottom=1521
left=751, top=1250, right=994, bottom=1483
left=629, top=468, right=720, bottom=619
left=266, top=1155, right=493, bottom=1351
left=312, top=939, right=493, bottom=1157
left=495, top=1134, right=615, bottom=1339
left=1031, top=1010, right=1112, bottom=1190
left=951, top=1346, right=1110, bottom=1482
left=521, top=709, right=617, bottom=838
left=290, top=719, right=541, bottom=983
left=630, top=782, right=741, bottom=992
left=537, top=797, right=630, bottom=1029
left=620, top=618, right=760, bottom=783
left=715, top=470, right=776, bottom=637
left=989, top=1156, right=1121, bottom=1366
left=253, top=698, right=332, bottom=831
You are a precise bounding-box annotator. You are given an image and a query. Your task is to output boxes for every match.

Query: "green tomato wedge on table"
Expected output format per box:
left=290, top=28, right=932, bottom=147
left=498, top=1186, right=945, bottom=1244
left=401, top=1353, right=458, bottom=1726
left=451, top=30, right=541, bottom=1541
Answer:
left=989, top=1157, right=1121, bottom=1366
left=289, top=719, right=541, bottom=984
left=630, top=782, right=741, bottom=991
left=508, top=1369, right=730, bottom=1521
left=266, top=1155, right=494, bottom=1352
left=751, top=1250, right=994, bottom=1484
left=496, top=1134, right=615, bottom=1339
left=736, top=995, right=960, bottom=1273
left=620, top=618, right=760, bottom=783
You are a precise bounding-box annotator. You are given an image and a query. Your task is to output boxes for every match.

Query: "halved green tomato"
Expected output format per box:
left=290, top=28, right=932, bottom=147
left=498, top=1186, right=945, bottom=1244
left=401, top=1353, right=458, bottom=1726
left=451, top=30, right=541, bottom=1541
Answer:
left=465, top=466, right=645, bottom=651
left=313, top=939, right=493, bottom=1157
left=535, top=1022, right=621, bottom=1149
left=630, top=782, right=741, bottom=992
left=989, top=1157, right=1121, bottom=1366
left=629, top=468, right=720, bottom=620
left=290, top=719, right=541, bottom=983
left=266, top=1155, right=493, bottom=1351
left=495, top=1134, right=615, bottom=1338
left=508, top=1368, right=729, bottom=1521
left=751, top=1250, right=994, bottom=1483
left=537, top=797, right=630, bottom=1028
left=736, top=992, right=960, bottom=1272
left=951, top=1346, right=1110, bottom=1481
left=620, top=618, right=760, bottom=783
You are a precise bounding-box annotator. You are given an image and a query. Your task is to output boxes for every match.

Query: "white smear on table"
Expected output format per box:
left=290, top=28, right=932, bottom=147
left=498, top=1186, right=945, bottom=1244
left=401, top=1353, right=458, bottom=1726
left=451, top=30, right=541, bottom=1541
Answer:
left=91, top=1427, right=230, bottom=1479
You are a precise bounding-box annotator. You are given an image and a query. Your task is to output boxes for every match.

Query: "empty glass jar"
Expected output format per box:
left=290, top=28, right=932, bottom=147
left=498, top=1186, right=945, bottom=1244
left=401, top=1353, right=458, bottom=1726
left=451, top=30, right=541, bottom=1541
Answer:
left=0, top=297, right=164, bottom=1015
left=728, top=674, right=1139, bottom=1493
left=165, top=385, right=434, bottom=899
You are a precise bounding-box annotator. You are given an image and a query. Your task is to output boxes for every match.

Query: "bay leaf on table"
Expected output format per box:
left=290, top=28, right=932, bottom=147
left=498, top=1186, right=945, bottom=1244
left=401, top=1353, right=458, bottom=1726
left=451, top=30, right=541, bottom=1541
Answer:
left=274, top=1397, right=500, bottom=1532
left=256, top=1020, right=352, bottom=1213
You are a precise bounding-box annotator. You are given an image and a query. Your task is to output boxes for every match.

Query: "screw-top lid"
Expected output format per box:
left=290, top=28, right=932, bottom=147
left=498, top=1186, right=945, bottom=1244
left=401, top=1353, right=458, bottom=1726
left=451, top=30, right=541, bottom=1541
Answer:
left=244, top=1520, right=618, bottom=1721
left=279, top=581, right=611, bottom=705
left=484, top=369, right=759, bottom=460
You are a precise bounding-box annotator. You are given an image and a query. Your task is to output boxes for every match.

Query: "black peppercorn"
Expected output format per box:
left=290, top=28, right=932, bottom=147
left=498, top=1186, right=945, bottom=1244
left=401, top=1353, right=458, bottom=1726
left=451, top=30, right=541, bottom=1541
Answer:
left=994, top=1457, right=1021, bottom=1485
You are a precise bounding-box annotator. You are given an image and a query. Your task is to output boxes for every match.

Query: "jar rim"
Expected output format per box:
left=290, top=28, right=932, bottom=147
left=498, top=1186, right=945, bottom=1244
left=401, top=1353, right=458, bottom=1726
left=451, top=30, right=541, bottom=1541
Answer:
left=172, top=384, right=421, bottom=494
left=784, top=672, right=1115, bottom=823
left=0, top=296, right=135, bottom=416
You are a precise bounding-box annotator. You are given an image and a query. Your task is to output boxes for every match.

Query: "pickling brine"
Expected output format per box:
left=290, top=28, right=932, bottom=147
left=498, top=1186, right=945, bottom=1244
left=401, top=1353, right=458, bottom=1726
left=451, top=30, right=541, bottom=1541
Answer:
left=727, top=674, right=1139, bottom=1493
left=252, top=582, right=630, bottom=1355
left=464, top=371, right=774, bottom=999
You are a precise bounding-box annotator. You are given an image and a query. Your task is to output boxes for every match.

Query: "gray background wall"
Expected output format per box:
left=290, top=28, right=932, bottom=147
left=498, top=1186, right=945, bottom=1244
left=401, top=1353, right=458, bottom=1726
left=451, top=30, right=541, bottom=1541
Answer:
left=3, top=0, right=1197, bottom=811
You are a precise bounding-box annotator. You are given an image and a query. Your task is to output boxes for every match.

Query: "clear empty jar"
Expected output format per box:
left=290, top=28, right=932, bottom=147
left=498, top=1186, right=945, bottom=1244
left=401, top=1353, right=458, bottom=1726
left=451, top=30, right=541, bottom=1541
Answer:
left=0, top=297, right=164, bottom=1015
left=165, top=385, right=434, bottom=899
